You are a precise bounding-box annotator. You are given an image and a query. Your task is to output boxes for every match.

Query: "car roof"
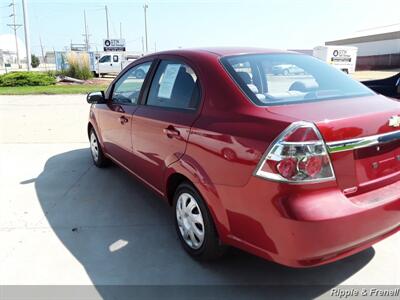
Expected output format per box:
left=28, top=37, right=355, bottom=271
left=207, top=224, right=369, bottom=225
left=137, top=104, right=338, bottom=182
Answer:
left=149, top=47, right=297, bottom=58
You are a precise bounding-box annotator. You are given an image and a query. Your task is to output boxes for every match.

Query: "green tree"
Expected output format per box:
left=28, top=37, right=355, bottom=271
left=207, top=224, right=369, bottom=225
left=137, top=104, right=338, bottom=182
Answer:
left=31, top=54, right=40, bottom=68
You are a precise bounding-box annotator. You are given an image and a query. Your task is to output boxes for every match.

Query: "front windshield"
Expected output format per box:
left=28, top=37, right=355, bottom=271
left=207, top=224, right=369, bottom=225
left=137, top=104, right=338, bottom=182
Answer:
left=221, top=53, right=374, bottom=105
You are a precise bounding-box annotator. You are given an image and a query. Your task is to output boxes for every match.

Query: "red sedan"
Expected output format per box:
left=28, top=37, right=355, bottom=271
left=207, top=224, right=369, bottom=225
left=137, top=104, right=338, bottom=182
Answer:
left=86, top=48, right=400, bottom=267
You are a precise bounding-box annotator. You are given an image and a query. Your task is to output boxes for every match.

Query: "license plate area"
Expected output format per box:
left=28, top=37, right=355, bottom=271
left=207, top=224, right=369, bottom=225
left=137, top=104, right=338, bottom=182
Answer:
left=354, top=140, right=400, bottom=183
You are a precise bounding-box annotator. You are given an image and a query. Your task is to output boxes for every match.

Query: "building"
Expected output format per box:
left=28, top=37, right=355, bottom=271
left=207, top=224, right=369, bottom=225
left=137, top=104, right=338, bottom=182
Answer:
left=0, top=34, right=27, bottom=67
left=326, top=23, right=400, bottom=70
left=44, top=51, right=56, bottom=64
left=289, top=49, right=313, bottom=56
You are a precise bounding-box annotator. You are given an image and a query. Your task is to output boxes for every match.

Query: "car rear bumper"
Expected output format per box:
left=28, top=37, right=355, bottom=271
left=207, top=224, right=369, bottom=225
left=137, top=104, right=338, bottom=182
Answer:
left=215, top=178, right=400, bottom=267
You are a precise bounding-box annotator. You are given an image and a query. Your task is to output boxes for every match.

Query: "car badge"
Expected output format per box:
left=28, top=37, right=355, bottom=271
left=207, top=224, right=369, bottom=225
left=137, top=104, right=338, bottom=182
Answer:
left=388, top=115, right=400, bottom=127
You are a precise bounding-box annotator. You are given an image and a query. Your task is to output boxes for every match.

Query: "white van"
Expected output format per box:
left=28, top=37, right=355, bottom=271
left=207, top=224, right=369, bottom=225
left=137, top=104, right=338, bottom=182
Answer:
left=94, top=53, right=143, bottom=77
left=313, top=46, right=358, bottom=74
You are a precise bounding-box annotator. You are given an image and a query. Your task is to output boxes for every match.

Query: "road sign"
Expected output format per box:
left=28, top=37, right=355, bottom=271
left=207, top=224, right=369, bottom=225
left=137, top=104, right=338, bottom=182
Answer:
left=103, top=39, right=126, bottom=52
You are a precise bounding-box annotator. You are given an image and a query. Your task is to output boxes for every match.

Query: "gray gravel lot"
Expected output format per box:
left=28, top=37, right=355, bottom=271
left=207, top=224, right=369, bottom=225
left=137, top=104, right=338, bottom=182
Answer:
left=0, top=95, right=399, bottom=299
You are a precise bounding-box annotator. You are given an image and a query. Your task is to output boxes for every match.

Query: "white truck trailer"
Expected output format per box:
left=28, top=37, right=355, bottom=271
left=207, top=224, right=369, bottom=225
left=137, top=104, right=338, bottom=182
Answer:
left=313, top=46, right=358, bottom=74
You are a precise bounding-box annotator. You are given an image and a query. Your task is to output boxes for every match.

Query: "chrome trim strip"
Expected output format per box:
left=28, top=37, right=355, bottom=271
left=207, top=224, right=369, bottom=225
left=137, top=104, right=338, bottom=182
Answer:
left=326, top=129, right=400, bottom=153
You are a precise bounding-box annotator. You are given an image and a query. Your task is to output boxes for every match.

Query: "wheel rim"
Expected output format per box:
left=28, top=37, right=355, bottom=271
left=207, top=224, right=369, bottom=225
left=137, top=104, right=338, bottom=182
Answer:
left=90, top=132, right=99, bottom=162
left=176, top=193, right=205, bottom=249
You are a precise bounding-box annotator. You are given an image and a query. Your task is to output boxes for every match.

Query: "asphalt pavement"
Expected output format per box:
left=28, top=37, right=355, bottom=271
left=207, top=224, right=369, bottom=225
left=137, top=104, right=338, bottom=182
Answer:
left=0, top=95, right=399, bottom=299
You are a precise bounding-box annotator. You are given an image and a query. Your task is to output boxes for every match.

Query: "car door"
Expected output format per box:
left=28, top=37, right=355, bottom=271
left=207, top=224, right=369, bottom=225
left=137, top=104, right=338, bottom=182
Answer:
left=130, top=58, right=202, bottom=193
left=110, top=54, right=121, bottom=74
left=96, top=60, right=153, bottom=166
left=98, top=55, right=111, bottom=73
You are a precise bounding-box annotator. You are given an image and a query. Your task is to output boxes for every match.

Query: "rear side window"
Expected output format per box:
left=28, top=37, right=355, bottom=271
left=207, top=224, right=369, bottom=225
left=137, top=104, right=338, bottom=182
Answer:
left=146, top=60, right=200, bottom=110
left=222, top=53, right=373, bottom=105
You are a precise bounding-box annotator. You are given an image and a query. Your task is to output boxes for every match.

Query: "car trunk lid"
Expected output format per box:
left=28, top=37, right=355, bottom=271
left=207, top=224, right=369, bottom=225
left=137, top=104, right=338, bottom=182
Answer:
left=266, top=94, right=400, bottom=195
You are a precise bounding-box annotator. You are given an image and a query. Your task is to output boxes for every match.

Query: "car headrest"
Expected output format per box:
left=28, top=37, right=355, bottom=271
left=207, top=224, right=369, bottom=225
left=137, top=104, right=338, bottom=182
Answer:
left=237, top=72, right=252, bottom=85
left=171, top=67, right=195, bottom=108
left=289, top=81, right=319, bottom=92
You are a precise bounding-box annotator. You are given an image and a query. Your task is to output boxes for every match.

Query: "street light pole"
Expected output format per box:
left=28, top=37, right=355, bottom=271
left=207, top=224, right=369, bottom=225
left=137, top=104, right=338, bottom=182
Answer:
left=105, top=5, right=109, bottom=39
left=21, top=0, right=31, bottom=71
left=143, top=3, right=148, bottom=53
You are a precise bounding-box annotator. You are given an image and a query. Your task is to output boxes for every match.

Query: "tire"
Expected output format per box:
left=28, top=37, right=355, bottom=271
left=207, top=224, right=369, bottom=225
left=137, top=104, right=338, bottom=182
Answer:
left=89, top=128, right=109, bottom=168
left=93, top=71, right=99, bottom=78
left=173, top=182, right=227, bottom=260
left=283, top=69, right=289, bottom=76
left=221, top=148, right=236, bottom=161
left=135, top=69, right=145, bottom=79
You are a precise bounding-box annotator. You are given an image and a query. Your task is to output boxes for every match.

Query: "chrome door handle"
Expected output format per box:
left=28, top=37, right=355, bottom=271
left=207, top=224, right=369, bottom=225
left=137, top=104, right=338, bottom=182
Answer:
left=163, top=126, right=180, bottom=138
left=119, top=116, right=129, bottom=124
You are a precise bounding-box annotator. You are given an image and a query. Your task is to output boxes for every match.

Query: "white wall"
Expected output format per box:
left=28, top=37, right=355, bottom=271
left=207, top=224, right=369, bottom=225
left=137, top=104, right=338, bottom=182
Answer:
left=348, top=39, right=400, bottom=56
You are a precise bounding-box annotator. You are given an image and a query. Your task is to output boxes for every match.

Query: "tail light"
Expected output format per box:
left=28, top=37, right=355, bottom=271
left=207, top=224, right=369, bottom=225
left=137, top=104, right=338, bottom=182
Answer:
left=254, top=121, right=335, bottom=183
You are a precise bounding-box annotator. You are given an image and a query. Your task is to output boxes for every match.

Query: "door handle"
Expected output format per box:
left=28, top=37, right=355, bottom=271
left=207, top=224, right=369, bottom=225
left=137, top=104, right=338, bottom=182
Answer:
left=163, top=126, right=180, bottom=138
left=119, top=116, right=129, bottom=124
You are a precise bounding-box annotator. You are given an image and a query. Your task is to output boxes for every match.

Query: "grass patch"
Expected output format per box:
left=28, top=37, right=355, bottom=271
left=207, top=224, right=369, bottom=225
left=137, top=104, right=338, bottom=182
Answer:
left=0, top=84, right=109, bottom=95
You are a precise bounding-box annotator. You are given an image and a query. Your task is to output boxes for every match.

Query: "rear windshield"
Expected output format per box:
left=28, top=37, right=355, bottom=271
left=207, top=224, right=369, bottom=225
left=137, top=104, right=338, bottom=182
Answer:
left=221, top=53, right=374, bottom=105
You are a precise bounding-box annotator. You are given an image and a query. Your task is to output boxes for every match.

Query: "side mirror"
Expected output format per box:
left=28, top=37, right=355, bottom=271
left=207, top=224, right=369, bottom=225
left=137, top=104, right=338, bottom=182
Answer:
left=87, top=91, right=106, bottom=104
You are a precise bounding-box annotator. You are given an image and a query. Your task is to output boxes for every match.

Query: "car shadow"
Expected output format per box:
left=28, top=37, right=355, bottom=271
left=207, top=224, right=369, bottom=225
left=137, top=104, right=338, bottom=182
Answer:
left=32, top=148, right=374, bottom=299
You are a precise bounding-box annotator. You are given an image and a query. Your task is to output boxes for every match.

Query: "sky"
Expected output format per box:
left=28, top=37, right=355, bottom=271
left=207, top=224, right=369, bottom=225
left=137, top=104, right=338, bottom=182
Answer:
left=0, top=0, right=399, bottom=55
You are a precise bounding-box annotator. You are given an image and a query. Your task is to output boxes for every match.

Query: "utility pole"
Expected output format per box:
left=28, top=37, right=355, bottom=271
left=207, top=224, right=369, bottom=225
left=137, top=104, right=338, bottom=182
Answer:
left=105, top=5, right=109, bottom=39
left=141, top=36, right=144, bottom=54
left=83, top=9, right=90, bottom=51
left=22, top=0, right=31, bottom=71
left=39, top=37, right=46, bottom=71
left=143, top=3, right=148, bottom=53
left=7, top=0, right=22, bottom=68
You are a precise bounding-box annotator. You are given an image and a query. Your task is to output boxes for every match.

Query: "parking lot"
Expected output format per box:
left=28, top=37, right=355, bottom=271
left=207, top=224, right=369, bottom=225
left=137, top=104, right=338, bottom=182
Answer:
left=0, top=95, right=399, bottom=298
